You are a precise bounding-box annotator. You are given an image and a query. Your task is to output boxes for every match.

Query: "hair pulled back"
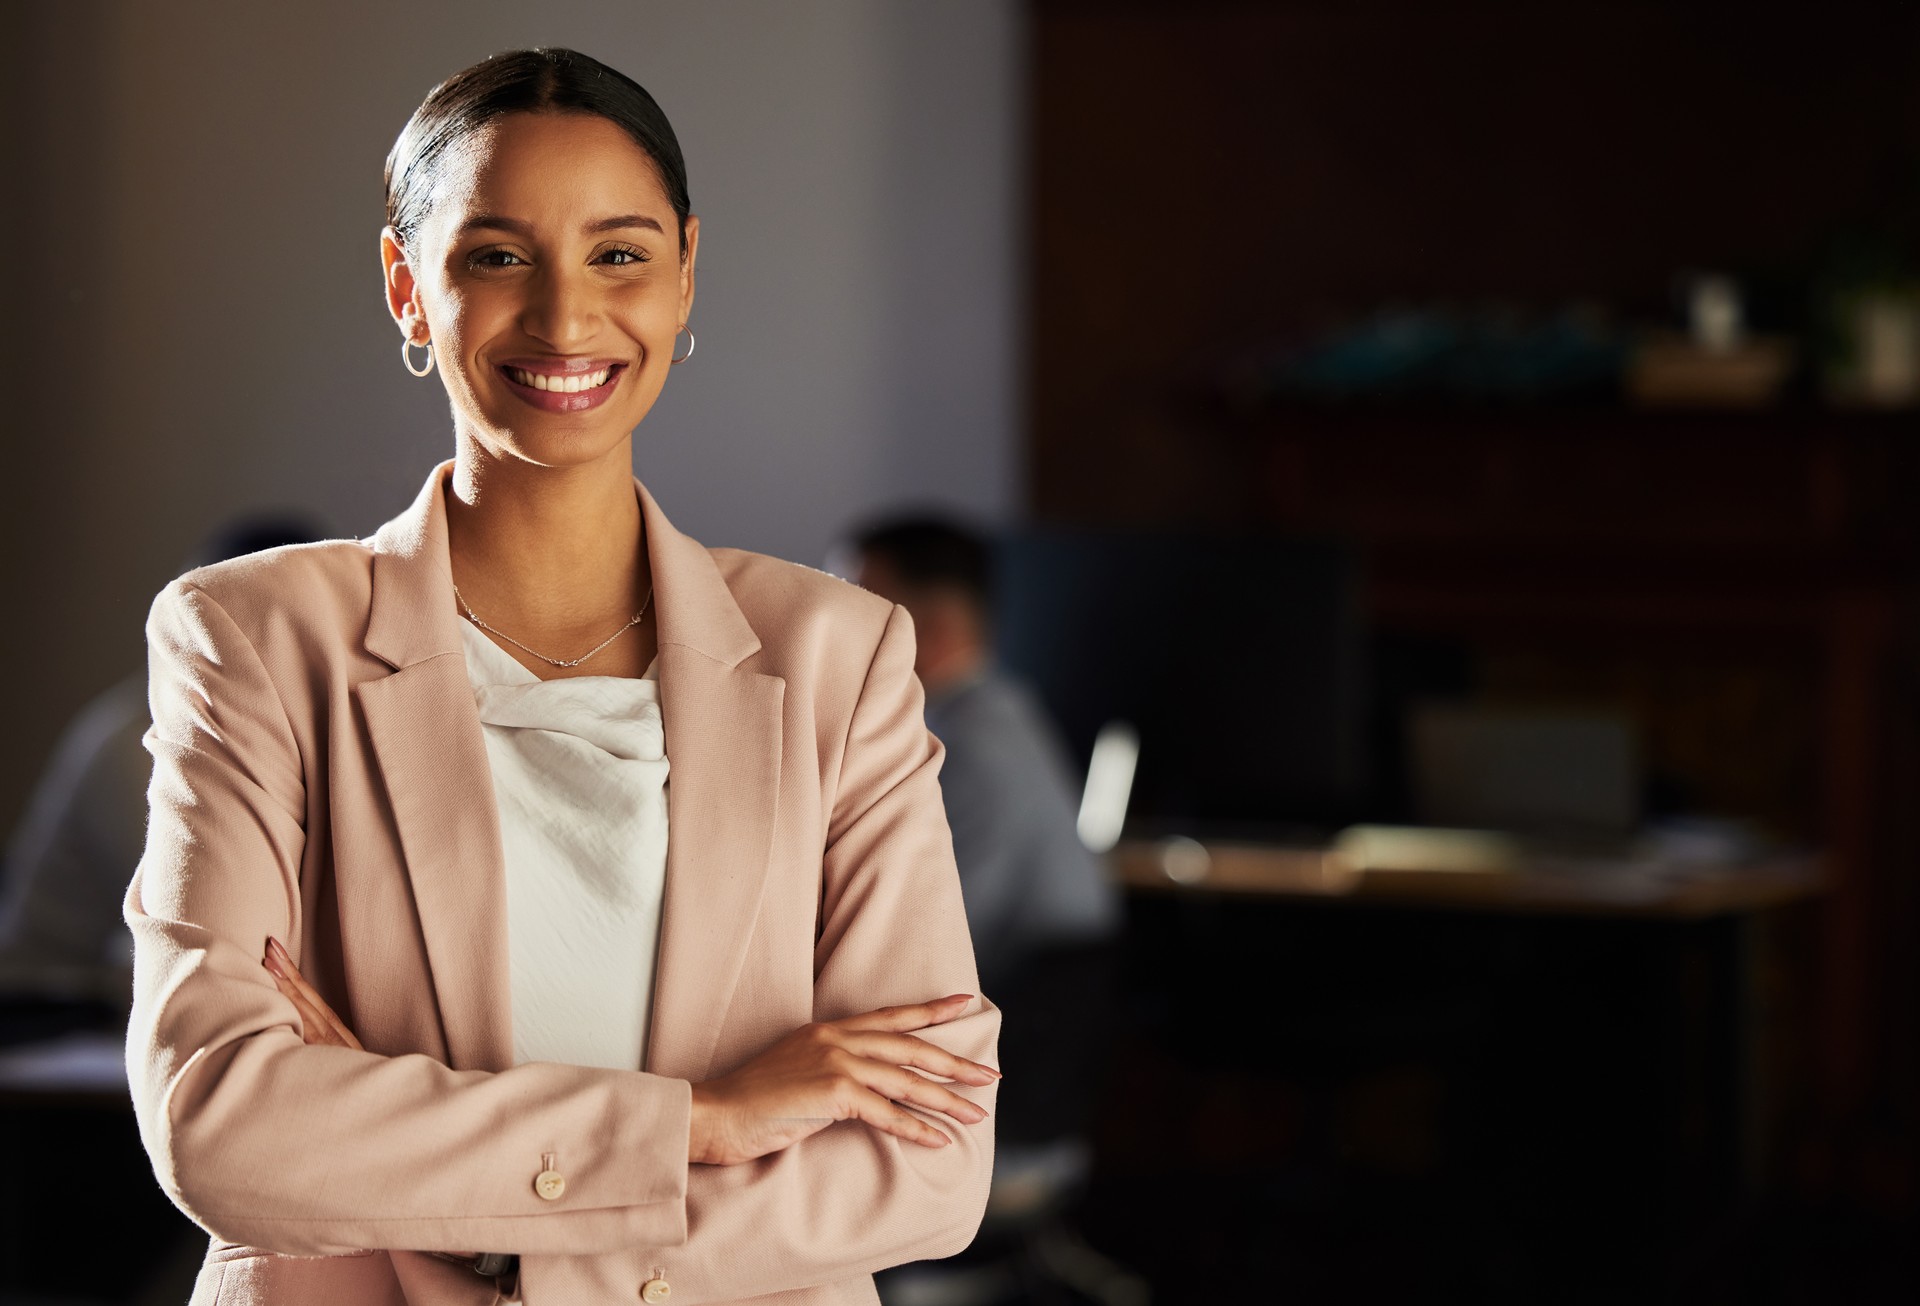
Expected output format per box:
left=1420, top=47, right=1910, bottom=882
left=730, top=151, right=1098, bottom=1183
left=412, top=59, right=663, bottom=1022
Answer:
left=384, top=47, right=690, bottom=253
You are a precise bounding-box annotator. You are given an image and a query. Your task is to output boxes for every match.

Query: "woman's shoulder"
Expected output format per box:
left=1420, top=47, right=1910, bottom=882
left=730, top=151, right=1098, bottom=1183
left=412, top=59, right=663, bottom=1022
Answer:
left=706, top=546, right=899, bottom=662
left=151, top=537, right=378, bottom=652
left=169, top=536, right=373, bottom=605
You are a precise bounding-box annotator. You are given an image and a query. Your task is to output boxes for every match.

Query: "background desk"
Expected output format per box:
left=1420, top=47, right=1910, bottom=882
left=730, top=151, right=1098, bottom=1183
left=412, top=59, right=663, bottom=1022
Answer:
left=1081, top=839, right=1825, bottom=1304
left=0, top=1031, right=201, bottom=1303
left=1111, top=838, right=1824, bottom=919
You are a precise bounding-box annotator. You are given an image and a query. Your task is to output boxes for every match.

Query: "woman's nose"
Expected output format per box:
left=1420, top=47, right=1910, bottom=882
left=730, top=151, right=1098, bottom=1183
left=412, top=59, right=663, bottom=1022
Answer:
left=520, top=266, right=602, bottom=350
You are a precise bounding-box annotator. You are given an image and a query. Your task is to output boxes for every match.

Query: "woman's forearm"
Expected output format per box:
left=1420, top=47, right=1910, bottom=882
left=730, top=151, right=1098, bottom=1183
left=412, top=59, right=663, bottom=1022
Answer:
left=131, top=891, right=693, bottom=1256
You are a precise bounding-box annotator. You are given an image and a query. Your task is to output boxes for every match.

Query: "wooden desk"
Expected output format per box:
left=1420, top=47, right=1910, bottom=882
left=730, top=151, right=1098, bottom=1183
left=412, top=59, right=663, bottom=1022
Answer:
left=1108, top=834, right=1822, bottom=1218
left=1111, top=837, right=1824, bottom=918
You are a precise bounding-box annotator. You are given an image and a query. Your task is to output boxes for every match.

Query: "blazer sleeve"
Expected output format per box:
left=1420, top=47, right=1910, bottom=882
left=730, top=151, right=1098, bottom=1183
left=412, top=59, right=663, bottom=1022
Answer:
left=608, top=601, right=1000, bottom=1304
left=125, top=579, right=694, bottom=1257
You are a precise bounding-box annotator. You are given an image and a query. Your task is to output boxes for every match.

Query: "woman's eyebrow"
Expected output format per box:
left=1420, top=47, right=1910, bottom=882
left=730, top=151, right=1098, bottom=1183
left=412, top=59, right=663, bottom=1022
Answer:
left=454, top=213, right=665, bottom=238
left=456, top=213, right=531, bottom=238
left=586, top=214, right=665, bottom=235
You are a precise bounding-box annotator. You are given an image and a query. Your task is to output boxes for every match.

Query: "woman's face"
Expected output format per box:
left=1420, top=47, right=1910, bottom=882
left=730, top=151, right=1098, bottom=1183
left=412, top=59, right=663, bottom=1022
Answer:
left=381, top=111, right=698, bottom=469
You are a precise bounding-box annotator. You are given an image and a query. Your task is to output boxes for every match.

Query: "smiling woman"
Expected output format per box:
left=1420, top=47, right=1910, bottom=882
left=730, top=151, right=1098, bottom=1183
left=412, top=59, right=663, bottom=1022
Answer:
left=123, top=48, right=999, bottom=1306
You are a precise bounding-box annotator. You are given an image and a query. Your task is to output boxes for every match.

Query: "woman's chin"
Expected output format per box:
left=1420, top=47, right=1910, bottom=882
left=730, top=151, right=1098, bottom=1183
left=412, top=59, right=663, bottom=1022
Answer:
left=469, top=420, right=636, bottom=471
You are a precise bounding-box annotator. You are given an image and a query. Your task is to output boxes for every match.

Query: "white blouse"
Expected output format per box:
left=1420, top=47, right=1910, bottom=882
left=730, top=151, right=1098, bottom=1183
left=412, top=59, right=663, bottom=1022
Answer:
left=457, top=619, right=669, bottom=1071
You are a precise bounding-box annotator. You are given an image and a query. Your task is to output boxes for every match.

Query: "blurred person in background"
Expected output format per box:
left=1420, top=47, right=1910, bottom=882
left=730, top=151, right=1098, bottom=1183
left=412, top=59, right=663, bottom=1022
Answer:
left=0, top=516, right=324, bottom=1035
left=123, top=47, right=997, bottom=1306
left=847, top=517, right=1120, bottom=999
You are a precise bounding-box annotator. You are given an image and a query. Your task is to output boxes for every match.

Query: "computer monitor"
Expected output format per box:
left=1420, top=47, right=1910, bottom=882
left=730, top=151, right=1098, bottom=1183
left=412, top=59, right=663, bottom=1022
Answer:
left=993, top=528, right=1367, bottom=839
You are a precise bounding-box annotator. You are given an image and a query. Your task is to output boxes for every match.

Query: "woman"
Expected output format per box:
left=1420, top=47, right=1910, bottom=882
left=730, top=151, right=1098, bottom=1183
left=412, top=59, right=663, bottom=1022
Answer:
left=125, top=48, right=999, bottom=1306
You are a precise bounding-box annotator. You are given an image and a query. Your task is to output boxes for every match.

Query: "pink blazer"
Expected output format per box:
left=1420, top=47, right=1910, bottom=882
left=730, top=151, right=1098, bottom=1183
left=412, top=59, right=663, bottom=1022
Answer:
left=125, top=462, right=998, bottom=1305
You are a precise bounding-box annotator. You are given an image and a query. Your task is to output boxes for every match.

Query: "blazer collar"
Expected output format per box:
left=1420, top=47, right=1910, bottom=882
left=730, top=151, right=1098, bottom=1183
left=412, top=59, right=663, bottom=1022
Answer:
left=365, top=459, right=761, bottom=670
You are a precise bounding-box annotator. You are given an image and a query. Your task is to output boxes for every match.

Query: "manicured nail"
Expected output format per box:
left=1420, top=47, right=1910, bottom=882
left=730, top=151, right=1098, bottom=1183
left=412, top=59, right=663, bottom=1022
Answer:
left=262, top=953, right=286, bottom=980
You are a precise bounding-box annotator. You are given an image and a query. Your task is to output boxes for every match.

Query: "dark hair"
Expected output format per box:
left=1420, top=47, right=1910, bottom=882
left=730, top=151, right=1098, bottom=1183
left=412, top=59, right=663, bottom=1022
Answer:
left=853, top=516, right=995, bottom=611
left=384, top=47, right=691, bottom=252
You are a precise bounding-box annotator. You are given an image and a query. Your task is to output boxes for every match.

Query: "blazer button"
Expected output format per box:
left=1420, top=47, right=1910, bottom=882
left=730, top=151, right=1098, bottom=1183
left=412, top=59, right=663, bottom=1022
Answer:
left=534, top=1169, right=567, bottom=1201
left=641, top=1277, right=671, bottom=1303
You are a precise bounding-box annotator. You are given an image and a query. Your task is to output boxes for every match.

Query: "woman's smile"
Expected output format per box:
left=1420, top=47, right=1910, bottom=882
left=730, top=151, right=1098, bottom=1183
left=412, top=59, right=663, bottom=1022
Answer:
left=497, top=357, right=629, bottom=412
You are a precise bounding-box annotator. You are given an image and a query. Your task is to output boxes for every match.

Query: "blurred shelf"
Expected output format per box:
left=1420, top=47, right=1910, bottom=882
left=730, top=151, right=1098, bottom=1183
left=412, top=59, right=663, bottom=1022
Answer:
left=1200, top=404, right=1920, bottom=559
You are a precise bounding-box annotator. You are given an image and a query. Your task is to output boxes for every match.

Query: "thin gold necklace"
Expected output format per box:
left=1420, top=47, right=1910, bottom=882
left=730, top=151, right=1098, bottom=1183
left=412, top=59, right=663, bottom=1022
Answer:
left=451, top=582, right=653, bottom=670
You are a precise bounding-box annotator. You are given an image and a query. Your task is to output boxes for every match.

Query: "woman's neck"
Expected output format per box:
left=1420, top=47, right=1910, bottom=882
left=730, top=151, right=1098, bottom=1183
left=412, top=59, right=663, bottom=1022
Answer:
left=443, top=435, right=654, bottom=660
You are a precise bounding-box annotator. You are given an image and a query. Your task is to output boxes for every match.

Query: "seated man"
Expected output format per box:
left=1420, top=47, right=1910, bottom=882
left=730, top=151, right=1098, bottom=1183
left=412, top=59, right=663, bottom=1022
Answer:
left=848, top=517, right=1120, bottom=1001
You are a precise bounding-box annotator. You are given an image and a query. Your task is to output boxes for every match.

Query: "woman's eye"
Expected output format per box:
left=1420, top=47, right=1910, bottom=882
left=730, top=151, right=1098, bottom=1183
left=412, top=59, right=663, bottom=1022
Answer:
left=598, top=247, right=649, bottom=267
left=470, top=249, right=525, bottom=269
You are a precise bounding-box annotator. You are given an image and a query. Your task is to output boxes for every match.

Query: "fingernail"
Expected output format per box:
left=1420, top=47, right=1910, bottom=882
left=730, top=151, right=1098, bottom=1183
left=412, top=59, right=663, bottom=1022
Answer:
left=262, top=954, right=286, bottom=980
left=945, top=994, right=973, bottom=1004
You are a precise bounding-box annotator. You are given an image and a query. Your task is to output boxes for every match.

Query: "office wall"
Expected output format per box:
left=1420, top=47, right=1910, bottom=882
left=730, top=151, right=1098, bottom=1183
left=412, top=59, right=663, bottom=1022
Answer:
left=3, top=0, right=1023, bottom=831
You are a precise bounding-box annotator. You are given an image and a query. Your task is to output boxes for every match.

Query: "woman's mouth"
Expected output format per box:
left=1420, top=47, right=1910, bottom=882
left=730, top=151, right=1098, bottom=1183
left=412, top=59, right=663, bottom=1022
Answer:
left=498, top=361, right=627, bottom=413
left=506, top=365, right=612, bottom=392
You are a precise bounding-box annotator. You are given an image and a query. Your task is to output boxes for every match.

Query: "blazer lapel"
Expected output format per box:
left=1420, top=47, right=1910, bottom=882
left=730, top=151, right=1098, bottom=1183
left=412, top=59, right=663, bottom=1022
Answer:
left=645, top=648, right=785, bottom=1080
left=361, top=463, right=514, bottom=1072
left=635, top=481, right=786, bottom=1082
left=356, top=661, right=514, bottom=1071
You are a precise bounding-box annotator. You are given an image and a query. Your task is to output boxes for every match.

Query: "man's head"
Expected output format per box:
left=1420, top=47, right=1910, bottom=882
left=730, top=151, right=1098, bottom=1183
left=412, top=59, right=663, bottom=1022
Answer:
left=848, top=517, right=993, bottom=694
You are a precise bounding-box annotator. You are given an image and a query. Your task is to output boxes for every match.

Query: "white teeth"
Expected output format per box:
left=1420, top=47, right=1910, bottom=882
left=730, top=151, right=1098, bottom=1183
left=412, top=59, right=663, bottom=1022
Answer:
left=509, top=367, right=613, bottom=392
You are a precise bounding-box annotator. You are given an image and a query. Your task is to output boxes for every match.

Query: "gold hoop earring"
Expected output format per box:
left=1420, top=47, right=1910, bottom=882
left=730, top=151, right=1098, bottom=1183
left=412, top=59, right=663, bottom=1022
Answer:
left=402, top=335, right=434, bottom=378
left=671, top=324, right=696, bottom=365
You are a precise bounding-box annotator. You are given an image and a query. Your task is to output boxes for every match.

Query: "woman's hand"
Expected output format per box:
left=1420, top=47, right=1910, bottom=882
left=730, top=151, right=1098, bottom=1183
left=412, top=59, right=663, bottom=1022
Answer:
left=262, top=936, right=364, bottom=1050
left=688, top=995, right=1000, bottom=1166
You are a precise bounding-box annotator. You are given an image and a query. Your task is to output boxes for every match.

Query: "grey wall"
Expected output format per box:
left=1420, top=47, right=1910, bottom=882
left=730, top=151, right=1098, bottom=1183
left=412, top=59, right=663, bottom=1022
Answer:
left=3, top=0, right=1023, bottom=832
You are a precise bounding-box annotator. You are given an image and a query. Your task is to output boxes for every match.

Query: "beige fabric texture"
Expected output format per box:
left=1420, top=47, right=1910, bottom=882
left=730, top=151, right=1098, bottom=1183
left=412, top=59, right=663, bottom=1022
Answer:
left=125, top=461, right=999, bottom=1305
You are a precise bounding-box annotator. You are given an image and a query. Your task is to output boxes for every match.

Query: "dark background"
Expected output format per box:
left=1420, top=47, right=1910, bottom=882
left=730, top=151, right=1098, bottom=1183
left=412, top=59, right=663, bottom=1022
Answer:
left=1024, top=1, right=1918, bottom=1301
left=5, top=1, right=1919, bottom=1302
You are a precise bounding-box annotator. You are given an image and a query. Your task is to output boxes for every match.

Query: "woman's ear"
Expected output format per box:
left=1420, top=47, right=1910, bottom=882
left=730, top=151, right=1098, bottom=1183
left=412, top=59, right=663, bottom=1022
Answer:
left=679, top=214, right=700, bottom=322
left=380, top=225, right=424, bottom=339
